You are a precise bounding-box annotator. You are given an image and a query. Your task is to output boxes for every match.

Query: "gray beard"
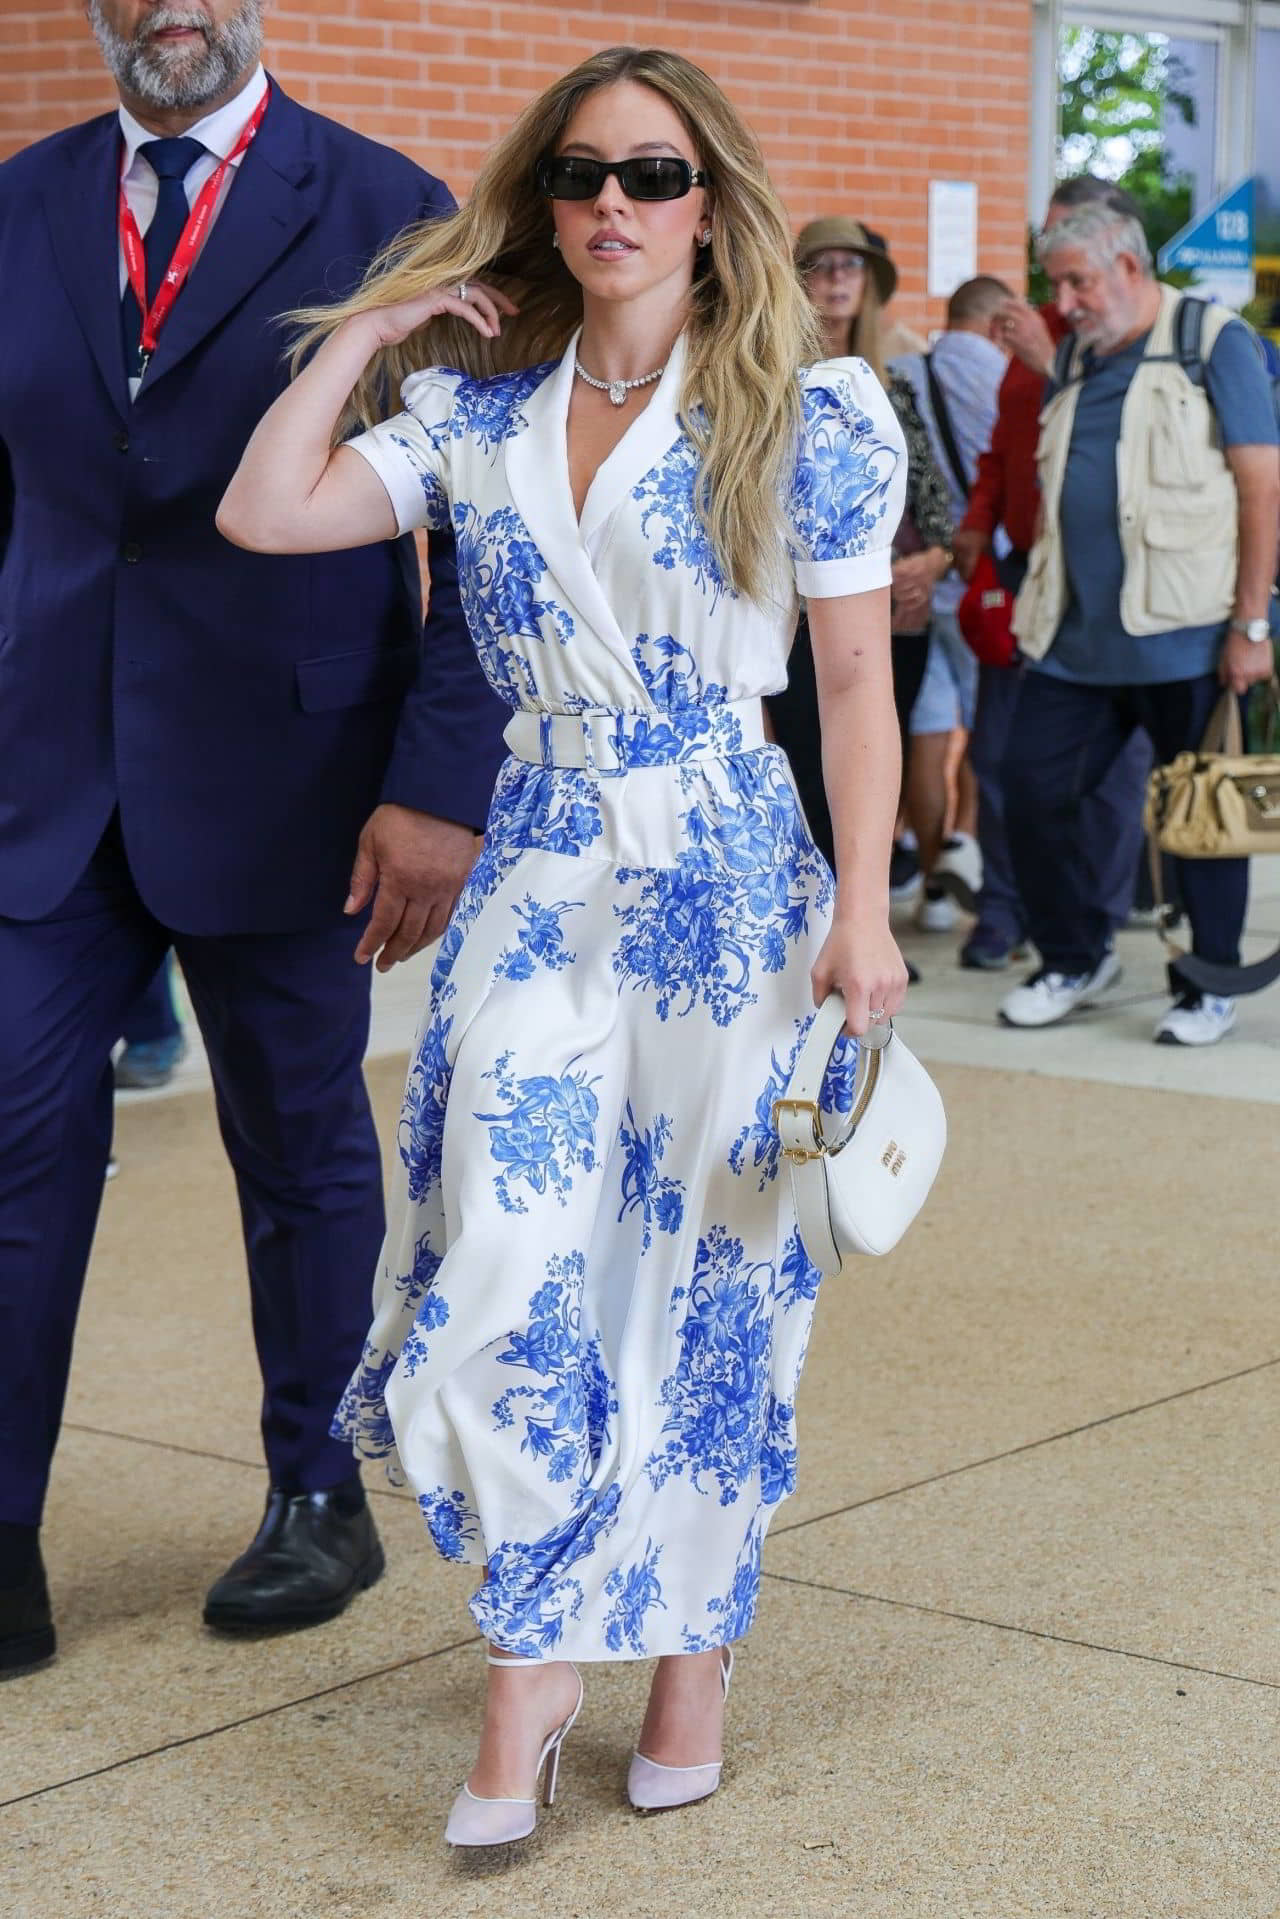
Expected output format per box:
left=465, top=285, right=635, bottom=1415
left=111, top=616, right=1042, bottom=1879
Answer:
left=88, top=3, right=265, bottom=111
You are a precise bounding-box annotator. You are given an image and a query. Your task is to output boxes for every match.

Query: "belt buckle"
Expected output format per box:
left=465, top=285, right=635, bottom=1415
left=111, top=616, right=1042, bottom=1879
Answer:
left=772, top=1096, right=825, bottom=1163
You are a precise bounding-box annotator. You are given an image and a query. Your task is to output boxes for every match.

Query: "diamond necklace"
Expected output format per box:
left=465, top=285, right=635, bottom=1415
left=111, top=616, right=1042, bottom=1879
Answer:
left=574, top=358, right=666, bottom=406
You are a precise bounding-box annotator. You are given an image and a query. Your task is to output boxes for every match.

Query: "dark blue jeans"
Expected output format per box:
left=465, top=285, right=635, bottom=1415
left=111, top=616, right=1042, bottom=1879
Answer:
left=1003, top=669, right=1248, bottom=979
left=969, top=663, right=1150, bottom=946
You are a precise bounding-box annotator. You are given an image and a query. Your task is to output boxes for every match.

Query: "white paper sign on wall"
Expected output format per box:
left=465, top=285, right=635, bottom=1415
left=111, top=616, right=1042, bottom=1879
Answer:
left=928, top=180, right=978, bottom=299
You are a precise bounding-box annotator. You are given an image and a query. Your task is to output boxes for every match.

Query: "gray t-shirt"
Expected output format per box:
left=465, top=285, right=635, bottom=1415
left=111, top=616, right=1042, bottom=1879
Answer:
left=1036, top=318, right=1278, bottom=686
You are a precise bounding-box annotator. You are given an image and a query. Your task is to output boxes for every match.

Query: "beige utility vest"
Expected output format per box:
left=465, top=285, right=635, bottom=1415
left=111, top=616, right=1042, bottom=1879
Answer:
left=1013, top=283, right=1239, bottom=661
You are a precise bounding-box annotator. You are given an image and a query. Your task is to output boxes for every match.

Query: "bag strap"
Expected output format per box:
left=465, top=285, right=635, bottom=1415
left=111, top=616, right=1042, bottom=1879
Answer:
left=1199, top=688, right=1245, bottom=757
left=773, top=995, right=893, bottom=1278
left=1050, top=331, right=1075, bottom=393
left=924, top=351, right=971, bottom=500
left=774, top=993, right=891, bottom=1156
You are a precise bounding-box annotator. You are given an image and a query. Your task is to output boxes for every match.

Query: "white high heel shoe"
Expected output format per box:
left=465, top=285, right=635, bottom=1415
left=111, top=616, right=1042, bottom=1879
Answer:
left=444, top=1652, right=584, bottom=1848
left=627, top=1646, right=734, bottom=1812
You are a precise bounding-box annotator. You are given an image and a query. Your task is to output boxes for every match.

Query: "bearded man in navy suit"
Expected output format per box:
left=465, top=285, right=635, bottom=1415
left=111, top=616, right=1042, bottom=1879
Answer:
left=0, top=0, right=508, bottom=1672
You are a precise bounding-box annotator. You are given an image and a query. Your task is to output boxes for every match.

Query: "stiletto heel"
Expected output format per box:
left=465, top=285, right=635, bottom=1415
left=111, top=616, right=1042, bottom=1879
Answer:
left=627, top=1646, right=734, bottom=1812
left=444, top=1652, right=583, bottom=1848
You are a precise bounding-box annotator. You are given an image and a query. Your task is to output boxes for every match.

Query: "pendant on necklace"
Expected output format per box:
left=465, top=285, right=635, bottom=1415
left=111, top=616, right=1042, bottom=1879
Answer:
left=608, top=381, right=627, bottom=406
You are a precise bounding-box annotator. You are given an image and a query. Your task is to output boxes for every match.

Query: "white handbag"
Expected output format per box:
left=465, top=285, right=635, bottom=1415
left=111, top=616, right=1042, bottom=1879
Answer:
left=772, top=994, right=946, bottom=1270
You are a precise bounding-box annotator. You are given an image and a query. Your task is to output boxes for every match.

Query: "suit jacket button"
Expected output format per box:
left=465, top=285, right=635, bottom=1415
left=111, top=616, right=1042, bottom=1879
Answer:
left=123, top=541, right=142, bottom=563
left=115, top=431, right=129, bottom=453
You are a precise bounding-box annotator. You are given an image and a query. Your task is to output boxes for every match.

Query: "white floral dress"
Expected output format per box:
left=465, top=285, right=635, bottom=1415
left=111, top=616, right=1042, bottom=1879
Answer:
left=334, top=330, right=905, bottom=1660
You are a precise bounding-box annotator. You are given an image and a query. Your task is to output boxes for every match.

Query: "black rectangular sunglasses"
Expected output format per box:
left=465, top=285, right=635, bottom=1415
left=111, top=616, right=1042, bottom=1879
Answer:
left=537, top=155, right=707, bottom=202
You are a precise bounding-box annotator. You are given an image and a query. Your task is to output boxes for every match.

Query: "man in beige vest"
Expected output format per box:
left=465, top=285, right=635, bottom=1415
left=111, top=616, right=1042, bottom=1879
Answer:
left=997, top=201, right=1280, bottom=1045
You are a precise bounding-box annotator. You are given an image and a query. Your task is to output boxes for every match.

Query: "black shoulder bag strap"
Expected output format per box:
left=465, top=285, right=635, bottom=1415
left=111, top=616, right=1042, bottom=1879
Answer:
left=923, top=351, right=971, bottom=499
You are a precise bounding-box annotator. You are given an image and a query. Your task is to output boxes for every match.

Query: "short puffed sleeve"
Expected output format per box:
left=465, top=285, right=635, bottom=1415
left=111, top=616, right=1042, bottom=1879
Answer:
left=344, top=367, right=465, bottom=535
left=785, top=357, right=908, bottom=598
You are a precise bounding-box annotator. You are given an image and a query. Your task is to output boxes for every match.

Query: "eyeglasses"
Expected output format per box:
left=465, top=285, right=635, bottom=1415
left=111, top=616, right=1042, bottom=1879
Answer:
left=804, top=253, right=868, bottom=280
left=537, top=155, right=708, bottom=202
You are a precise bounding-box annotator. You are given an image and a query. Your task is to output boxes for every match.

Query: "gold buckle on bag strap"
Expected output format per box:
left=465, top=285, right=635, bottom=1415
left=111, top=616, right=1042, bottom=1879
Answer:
left=772, top=1097, right=825, bottom=1163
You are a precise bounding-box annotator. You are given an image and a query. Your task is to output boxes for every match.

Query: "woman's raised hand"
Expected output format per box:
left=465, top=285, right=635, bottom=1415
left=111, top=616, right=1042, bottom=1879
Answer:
left=360, top=280, right=520, bottom=349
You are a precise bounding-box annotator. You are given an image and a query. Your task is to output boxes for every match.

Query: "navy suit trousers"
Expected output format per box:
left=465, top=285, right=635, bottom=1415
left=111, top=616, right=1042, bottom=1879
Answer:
left=1003, top=669, right=1249, bottom=980
left=0, top=817, right=383, bottom=1526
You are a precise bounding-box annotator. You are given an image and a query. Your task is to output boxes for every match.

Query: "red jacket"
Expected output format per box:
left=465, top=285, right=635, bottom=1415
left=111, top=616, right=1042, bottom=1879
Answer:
left=961, top=307, right=1069, bottom=555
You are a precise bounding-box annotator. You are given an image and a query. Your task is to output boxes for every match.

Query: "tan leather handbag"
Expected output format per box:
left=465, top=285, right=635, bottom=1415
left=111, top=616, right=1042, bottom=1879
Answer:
left=1143, top=679, right=1280, bottom=994
left=1144, top=681, right=1280, bottom=860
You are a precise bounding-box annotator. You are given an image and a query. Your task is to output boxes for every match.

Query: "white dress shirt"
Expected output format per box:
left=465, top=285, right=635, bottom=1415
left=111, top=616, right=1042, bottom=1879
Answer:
left=118, top=62, right=268, bottom=394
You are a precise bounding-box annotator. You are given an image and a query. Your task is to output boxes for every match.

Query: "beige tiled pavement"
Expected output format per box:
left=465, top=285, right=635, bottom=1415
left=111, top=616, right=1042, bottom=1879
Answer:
left=6, top=869, right=1280, bottom=1916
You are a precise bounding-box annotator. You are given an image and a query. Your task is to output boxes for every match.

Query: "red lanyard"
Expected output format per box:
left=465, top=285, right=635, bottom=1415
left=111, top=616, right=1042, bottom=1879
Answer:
left=119, top=84, right=270, bottom=377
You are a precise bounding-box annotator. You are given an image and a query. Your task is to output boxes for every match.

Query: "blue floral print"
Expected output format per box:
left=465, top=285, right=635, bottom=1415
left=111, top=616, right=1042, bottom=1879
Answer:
left=472, top=1484, right=623, bottom=1655
left=647, top=1226, right=777, bottom=1505
left=617, top=1104, right=686, bottom=1251
left=495, top=894, right=584, bottom=982
left=398, top=1012, right=452, bottom=1204
left=633, top=440, right=735, bottom=608
left=681, top=1521, right=765, bottom=1652
left=400, top=1290, right=449, bottom=1379
left=418, top=1486, right=481, bottom=1563
left=486, top=759, right=605, bottom=861
left=788, top=368, right=901, bottom=566
left=603, top=1540, right=667, bottom=1653
left=331, top=1349, right=397, bottom=1458
left=448, top=362, right=552, bottom=454
left=489, top=1253, right=620, bottom=1486
left=776, top=1228, right=822, bottom=1312
left=475, top=1052, right=601, bottom=1214
left=613, top=760, right=832, bottom=1027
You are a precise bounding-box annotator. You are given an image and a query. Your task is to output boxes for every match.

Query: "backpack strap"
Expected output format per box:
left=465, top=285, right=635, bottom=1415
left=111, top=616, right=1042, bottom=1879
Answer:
left=1049, top=331, right=1078, bottom=395
left=923, top=351, right=971, bottom=499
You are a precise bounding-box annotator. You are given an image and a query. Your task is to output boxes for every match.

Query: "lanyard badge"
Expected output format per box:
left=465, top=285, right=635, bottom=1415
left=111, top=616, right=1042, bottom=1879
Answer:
left=119, top=84, right=270, bottom=380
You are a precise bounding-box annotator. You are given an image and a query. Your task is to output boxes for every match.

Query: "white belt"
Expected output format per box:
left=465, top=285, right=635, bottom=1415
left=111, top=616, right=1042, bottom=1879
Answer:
left=503, top=699, right=766, bottom=776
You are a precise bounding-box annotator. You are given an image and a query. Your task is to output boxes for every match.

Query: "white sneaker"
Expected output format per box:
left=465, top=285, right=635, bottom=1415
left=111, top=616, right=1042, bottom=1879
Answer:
left=915, top=887, right=957, bottom=933
left=1154, top=993, right=1237, bottom=1046
left=999, top=947, right=1122, bottom=1029
left=931, top=832, right=984, bottom=913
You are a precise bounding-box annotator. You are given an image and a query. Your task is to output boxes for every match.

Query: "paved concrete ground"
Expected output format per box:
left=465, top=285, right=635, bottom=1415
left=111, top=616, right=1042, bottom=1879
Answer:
left=4, top=870, right=1278, bottom=1918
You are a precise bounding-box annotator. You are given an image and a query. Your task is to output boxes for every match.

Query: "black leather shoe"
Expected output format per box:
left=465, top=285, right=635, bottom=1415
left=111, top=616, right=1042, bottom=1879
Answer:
left=203, top=1487, right=385, bottom=1633
left=0, top=1544, right=57, bottom=1676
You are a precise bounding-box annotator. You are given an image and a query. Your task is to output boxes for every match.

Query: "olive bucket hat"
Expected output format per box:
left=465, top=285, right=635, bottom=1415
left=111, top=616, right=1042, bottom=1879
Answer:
left=794, top=216, right=898, bottom=304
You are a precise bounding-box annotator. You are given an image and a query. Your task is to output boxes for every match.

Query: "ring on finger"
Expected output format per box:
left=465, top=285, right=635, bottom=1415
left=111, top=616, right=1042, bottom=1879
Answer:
left=456, top=282, right=470, bottom=301
left=869, top=1006, right=886, bottom=1023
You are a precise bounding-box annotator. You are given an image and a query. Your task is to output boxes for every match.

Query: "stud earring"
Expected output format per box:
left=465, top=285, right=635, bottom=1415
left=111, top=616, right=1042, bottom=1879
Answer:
left=552, top=233, right=561, bottom=250
left=698, top=228, right=712, bottom=247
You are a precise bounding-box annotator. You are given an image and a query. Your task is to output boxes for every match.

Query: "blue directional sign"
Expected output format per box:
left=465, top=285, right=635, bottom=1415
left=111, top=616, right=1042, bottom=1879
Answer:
left=1158, top=177, right=1253, bottom=275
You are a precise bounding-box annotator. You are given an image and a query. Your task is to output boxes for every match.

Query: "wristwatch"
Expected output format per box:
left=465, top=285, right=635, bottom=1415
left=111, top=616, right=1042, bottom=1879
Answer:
left=1229, top=617, right=1272, bottom=643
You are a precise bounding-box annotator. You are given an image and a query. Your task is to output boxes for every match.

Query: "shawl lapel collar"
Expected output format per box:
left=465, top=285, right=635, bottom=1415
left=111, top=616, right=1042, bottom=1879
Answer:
left=503, top=331, right=635, bottom=667
left=578, top=330, right=686, bottom=545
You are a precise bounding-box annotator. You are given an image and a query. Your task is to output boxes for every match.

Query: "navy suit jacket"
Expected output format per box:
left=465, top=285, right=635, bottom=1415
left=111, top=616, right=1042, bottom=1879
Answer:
left=0, top=82, right=508, bottom=932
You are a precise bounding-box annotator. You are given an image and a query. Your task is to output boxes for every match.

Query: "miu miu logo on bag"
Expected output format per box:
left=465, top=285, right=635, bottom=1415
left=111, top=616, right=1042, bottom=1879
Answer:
left=881, top=1141, right=907, bottom=1178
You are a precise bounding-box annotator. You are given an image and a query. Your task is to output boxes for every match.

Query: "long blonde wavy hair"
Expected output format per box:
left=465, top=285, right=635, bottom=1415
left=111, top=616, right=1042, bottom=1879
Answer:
left=291, top=46, right=822, bottom=603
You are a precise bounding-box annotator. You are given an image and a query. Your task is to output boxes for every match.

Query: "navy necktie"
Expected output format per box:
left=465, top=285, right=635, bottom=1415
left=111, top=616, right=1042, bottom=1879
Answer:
left=121, top=135, right=206, bottom=379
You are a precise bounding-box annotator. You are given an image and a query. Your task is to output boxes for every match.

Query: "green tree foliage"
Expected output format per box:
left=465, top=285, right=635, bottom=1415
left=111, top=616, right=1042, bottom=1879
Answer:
left=1029, top=29, right=1197, bottom=302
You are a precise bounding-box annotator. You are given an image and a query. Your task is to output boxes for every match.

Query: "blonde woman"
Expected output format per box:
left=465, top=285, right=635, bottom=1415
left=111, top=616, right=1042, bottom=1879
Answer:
left=219, top=47, right=907, bottom=1845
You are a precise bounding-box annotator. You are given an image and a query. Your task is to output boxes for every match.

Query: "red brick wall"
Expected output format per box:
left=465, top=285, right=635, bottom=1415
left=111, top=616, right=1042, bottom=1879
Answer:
left=1, top=1, right=1031, bottom=329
